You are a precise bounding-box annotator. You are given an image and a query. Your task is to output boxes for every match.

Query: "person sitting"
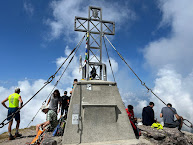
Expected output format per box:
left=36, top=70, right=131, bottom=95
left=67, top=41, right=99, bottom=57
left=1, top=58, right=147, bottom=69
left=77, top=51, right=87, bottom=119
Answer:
left=126, top=105, right=139, bottom=138
left=90, top=66, right=97, bottom=79
left=126, top=105, right=137, bottom=123
left=36, top=105, right=58, bottom=134
left=142, top=102, right=156, bottom=126
left=160, top=103, right=183, bottom=130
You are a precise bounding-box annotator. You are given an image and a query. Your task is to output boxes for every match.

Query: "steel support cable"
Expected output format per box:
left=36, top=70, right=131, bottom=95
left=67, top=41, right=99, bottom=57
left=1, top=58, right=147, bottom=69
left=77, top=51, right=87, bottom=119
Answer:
left=47, top=34, right=86, bottom=83
left=104, top=35, right=193, bottom=129
left=26, top=34, right=85, bottom=128
left=103, top=36, right=116, bottom=82
left=0, top=34, right=86, bottom=129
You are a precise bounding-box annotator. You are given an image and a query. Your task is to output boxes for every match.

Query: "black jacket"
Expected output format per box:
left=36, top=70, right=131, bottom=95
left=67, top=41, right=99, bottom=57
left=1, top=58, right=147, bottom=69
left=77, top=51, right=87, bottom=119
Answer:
left=142, top=106, right=155, bottom=126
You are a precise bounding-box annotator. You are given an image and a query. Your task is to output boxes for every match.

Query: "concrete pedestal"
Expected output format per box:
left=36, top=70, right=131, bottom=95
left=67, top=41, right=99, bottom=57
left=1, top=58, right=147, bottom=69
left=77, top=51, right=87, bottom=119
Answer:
left=62, top=80, right=136, bottom=144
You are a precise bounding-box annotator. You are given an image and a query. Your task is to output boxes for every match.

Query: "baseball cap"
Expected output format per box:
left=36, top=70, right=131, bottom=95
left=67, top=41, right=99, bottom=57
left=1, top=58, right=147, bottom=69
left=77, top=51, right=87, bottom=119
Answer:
left=41, top=105, right=49, bottom=111
left=15, top=87, right=20, bottom=92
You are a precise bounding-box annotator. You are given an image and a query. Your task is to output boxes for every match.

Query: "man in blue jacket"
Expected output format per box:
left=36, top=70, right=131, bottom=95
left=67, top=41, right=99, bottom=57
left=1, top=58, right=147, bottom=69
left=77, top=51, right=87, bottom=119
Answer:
left=142, top=102, right=156, bottom=126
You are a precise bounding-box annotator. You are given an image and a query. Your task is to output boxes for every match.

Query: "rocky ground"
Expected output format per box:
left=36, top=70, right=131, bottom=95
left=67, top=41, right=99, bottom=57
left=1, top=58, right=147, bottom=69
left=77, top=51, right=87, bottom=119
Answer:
left=138, top=125, right=193, bottom=145
left=0, top=126, right=36, bottom=145
left=0, top=126, right=62, bottom=145
left=1, top=125, right=193, bottom=145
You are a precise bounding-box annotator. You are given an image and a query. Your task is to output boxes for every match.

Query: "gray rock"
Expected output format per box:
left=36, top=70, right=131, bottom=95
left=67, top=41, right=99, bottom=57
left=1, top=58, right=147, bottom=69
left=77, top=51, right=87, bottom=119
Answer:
left=42, top=138, right=57, bottom=145
left=138, top=125, right=193, bottom=145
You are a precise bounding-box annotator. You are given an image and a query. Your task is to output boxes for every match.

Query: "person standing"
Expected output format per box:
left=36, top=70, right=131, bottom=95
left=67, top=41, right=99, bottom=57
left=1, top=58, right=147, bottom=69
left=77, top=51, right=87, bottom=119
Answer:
left=160, top=103, right=183, bottom=130
left=59, top=91, right=69, bottom=116
left=1, top=87, right=23, bottom=140
left=47, top=89, right=60, bottom=114
left=142, top=102, right=156, bottom=126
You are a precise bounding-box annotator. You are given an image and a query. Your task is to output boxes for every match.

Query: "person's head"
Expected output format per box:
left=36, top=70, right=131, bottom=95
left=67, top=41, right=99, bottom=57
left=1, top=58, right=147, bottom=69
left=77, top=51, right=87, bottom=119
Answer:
left=15, top=87, right=20, bottom=94
left=41, top=105, right=49, bottom=114
left=74, top=79, right=78, bottom=84
left=149, top=102, right=154, bottom=108
left=127, top=105, right=133, bottom=111
left=64, top=91, right=67, bottom=95
left=167, top=103, right=172, bottom=107
left=53, top=89, right=60, bottom=98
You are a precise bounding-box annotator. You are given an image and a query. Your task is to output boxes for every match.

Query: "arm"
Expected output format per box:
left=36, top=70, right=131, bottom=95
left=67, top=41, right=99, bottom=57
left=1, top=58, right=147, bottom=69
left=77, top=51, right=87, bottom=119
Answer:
left=18, top=96, right=23, bottom=108
left=37, top=121, right=50, bottom=129
left=42, top=120, right=50, bottom=128
left=160, top=113, right=163, bottom=118
left=175, top=114, right=181, bottom=120
left=58, top=99, right=61, bottom=113
left=1, top=97, right=9, bottom=109
left=47, top=97, right=51, bottom=105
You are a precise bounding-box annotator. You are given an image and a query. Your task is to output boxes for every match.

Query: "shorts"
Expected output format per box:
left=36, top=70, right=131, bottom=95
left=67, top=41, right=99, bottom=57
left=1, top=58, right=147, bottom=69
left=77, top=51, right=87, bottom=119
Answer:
left=164, top=120, right=181, bottom=128
left=7, top=108, right=20, bottom=121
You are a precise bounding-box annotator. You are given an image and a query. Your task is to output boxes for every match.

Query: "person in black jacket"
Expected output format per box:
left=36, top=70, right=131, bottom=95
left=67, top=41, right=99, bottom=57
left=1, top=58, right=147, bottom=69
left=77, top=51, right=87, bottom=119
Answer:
left=142, top=102, right=156, bottom=126
left=59, top=91, right=69, bottom=116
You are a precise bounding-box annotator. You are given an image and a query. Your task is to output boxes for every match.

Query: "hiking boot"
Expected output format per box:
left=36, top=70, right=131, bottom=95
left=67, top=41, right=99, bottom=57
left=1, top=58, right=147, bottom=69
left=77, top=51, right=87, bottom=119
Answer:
left=15, top=132, right=22, bottom=137
left=9, top=134, right=15, bottom=140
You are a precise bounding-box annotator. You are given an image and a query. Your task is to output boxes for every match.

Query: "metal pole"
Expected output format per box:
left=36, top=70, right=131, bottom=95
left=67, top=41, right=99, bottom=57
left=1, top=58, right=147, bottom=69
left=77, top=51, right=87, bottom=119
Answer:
left=100, top=8, right=103, bottom=79
left=86, top=7, right=91, bottom=80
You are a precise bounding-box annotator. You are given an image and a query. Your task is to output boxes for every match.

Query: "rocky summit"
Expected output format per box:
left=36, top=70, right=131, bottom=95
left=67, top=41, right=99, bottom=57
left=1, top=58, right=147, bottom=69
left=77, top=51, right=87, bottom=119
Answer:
left=138, top=125, right=193, bottom=145
left=1, top=125, right=193, bottom=145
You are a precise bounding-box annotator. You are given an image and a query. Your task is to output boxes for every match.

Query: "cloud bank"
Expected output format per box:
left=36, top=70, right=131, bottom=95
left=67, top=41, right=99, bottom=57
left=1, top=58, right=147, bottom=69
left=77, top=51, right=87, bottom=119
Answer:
left=142, top=0, right=193, bottom=131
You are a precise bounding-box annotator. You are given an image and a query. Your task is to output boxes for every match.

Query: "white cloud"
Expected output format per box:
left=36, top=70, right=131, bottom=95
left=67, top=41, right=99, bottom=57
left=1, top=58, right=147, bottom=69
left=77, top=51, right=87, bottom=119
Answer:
left=144, top=0, right=193, bottom=74
left=0, top=79, right=59, bottom=134
left=45, top=0, right=136, bottom=41
left=149, top=67, right=193, bottom=131
left=142, top=0, right=193, bottom=131
left=23, top=1, right=34, bottom=16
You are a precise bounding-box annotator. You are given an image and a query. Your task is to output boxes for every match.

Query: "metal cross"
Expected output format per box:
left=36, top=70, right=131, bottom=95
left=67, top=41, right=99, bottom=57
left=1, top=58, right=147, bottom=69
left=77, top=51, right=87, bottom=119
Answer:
left=74, top=6, right=115, bottom=81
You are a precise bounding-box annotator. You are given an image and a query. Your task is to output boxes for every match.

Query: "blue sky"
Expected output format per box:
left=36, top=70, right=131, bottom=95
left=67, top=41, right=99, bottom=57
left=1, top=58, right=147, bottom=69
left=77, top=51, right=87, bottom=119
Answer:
left=1, top=0, right=193, bottom=133
left=0, top=0, right=161, bottom=84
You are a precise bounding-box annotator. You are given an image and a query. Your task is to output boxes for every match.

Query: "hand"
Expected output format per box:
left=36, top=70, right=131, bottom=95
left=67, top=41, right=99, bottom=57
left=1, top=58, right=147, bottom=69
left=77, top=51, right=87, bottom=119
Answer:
left=37, top=124, right=41, bottom=128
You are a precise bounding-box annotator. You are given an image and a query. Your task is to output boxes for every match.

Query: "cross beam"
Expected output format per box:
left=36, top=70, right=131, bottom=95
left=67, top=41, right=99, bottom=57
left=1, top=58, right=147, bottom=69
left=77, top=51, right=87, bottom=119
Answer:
left=74, top=6, right=115, bottom=80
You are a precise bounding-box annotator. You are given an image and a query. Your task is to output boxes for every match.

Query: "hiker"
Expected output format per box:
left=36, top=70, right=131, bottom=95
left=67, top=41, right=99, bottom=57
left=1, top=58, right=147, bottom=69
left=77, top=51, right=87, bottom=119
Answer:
left=142, top=102, right=156, bottom=126
left=1, top=87, right=23, bottom=140
left=36, top=105, right=58, bottom=134
left=160, top=103, right=183, bottom=130
left=126, top=105, right=137, bottom=123
left=126, top=105, right=139, bottom=138
left=90, top=66, right=97, bottom=79
left=47, top=89, right=61, bottom=114
left=59, top=91, right=69, bottom=116
left=74, top=78, right=78, bottom=84
left=70, top=79, right=78, bottom=95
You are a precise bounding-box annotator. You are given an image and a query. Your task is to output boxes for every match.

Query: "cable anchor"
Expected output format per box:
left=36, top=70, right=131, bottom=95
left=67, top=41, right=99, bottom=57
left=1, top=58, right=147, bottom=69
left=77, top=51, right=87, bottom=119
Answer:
left=45, top=75, right=55, bottom=84
left=0, top=122, right=4, bottom=128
